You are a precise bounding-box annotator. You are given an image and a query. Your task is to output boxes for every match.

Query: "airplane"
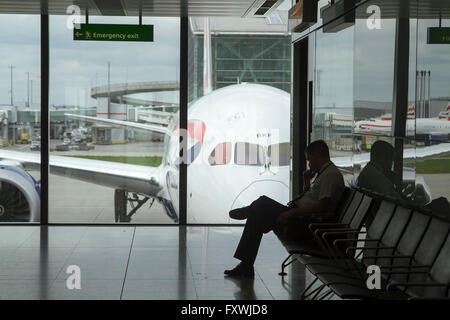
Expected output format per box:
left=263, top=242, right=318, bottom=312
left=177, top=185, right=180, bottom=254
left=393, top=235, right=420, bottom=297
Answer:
left=438, top=104, right=450, bottom=120
left=354, top=104, right=450, bottom=136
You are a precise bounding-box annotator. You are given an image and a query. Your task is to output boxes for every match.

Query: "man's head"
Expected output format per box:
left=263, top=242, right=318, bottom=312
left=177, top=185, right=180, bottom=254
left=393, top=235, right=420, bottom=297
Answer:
left=305, top=140, right=330, bottom=172
left=370, top=140, right=394, bottom=171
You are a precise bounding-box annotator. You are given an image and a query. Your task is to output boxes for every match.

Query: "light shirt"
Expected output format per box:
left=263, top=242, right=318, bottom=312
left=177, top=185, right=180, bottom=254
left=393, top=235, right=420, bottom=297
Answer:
left=295, top=161, right=345, bottom=214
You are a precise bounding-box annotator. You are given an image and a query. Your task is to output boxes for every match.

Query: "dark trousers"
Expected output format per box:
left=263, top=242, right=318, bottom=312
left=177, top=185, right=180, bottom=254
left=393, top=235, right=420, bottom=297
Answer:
left=234, top=196, right=289, bottom=266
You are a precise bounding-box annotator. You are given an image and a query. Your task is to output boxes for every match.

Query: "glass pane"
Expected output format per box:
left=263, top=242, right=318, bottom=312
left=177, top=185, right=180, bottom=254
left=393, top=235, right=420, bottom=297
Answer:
left=310, top=10, right=354, bottom=185
left=353, top=4, right=396, bottom=132
left=413, top=7, right=450, bottom=210
left=49, top=16, right=180, bottom=223
left=0, top=14, right=40, bottom=223
left=416, top=17, right=450, bottom=144
left=187, top=13, right=291, bottom=223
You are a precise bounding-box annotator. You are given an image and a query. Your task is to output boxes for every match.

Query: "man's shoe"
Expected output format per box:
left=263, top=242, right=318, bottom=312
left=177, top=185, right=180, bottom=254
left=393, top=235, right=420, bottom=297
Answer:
left=224, top=263, right=254, bottom=277
left=229, top=207, right=250, bottom=220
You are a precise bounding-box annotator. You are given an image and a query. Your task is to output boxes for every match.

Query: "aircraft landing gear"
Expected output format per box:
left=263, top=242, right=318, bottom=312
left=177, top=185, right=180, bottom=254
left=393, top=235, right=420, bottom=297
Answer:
left=114, top=189, right=152, bottom=223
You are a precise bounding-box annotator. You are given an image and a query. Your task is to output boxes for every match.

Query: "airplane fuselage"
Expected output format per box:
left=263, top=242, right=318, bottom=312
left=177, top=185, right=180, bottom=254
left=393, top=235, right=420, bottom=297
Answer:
left=354, top=117, right=450, bottom=136
left=163, top=83, right=290, bottom=223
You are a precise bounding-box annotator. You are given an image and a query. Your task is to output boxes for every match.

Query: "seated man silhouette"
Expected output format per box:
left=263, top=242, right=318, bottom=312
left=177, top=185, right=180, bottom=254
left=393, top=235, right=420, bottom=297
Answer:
left=356, top=140, right=401, bottom=199
left=358, top=142, right=449, bottom=217
left=224, top=140, right=345, bottom=277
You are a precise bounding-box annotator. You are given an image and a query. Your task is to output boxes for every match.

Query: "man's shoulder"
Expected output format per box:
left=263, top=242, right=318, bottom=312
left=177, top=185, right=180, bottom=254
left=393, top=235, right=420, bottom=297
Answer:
left=358, top=162, right=378, bottom=179
left=323, top=162, right=344, bottom=178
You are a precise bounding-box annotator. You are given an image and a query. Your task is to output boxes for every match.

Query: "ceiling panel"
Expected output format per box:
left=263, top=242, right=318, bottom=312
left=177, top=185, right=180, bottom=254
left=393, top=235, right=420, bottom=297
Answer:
left=0, top=0, right=259, bottom=16
left=2, top=0, right=450, bottom=19
left=355, top=0, right=450, bottom=19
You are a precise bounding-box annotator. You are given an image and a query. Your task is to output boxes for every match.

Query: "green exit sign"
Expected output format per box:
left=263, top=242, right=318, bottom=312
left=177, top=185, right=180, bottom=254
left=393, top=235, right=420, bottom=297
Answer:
left=74, top=24, right=153, bottom=42
left=427, top=27, right=450, bottom=44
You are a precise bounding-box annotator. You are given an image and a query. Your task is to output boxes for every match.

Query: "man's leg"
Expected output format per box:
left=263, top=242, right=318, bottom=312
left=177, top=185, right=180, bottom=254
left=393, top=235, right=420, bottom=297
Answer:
left=225, top=196, right=288, bottom=276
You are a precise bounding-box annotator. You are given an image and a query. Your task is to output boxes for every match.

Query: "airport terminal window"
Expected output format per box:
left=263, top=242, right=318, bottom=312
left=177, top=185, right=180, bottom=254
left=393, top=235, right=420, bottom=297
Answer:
left=301, top=1, right=450, bottom=217
left=349, top=2, right=450, bottom=214
left=48, top=15, right=180, bottom=224
left=416, top=18, right=450, bottom=145
left=353, top=10, right=397, bottom=123
left=351, top=3, right=408, bottom=189
left=410, top=14, right=450, bottom=205
left=187, top=14, right=291, bottom=223
left=309, top=11, right=354, bottom=188
left=208, top=142, right=232, bottom=166
left=0, top=14, right=40, bottom=223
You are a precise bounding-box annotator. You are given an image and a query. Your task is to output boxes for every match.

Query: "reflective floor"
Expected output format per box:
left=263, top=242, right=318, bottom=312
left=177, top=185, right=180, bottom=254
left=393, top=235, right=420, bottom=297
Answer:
left=0, top=226, right=308, bottom=300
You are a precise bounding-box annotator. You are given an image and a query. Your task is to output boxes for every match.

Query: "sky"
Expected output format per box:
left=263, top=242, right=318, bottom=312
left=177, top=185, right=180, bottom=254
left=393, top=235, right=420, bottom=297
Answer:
left=0, top=14, right=180, bottom=108
left=301, top=2, right=450, bottom=116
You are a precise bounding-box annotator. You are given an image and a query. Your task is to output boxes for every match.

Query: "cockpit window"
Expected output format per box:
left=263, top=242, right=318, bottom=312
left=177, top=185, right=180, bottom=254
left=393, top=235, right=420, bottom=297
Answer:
left=174, top=141, right=202, bottom=167
left=209, top=142, right=232, bottom=166
left=188, top=141, right=202, bottom=164
left=268, top=143, right=290, bottom=166
left=234, top=142, right=265, bottom=166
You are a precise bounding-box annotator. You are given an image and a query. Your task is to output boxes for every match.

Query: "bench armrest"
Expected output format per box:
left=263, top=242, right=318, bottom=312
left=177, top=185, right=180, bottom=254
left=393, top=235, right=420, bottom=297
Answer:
left=379, top=264, right=430, bottom=270
left=345, top=241, right=381, bottom=255
left=381, top=270, right=429, bottom=275
left=387, top=282, right=449, bottom=292
left=309, top=223, right=348, bottom=233
left=332, top=235, right=366, bottom=247
left=322, top=229, right=361, bottom=240
left=313, top=227, right=352, bottom=237
left=362, top=253, right=410, bottom=261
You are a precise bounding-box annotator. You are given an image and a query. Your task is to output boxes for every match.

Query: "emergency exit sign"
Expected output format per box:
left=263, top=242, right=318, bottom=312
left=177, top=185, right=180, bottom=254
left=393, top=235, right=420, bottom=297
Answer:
left=74, top=24, right=153, bottom=42
left=427, top=27, right=450, bottom=44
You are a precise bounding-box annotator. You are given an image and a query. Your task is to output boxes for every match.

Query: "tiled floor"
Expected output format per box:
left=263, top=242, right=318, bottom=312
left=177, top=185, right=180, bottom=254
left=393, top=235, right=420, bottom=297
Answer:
left=0, top=226, right=309, bottom=300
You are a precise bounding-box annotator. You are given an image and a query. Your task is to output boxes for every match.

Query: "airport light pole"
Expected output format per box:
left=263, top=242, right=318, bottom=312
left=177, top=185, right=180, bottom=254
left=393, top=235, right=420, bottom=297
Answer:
left=107, top=61, right=111, bottom=119
left=26, top=72, right=30, bottom=108
left=8, top=65, right=15, bottom=106
left=427, top=70, right=431, bottom=118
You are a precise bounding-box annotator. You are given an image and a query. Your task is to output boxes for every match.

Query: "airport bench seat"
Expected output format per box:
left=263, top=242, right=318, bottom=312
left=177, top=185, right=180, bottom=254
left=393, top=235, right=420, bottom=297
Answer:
left=276, top=187, right=376, bottom=276
left=297, top=192, right=450, bottom=300
left=324, top=226, right=450, bottom=300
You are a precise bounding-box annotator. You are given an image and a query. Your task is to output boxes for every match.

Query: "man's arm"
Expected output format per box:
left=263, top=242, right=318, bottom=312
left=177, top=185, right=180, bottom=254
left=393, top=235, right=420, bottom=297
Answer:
left=294, top=196, right=331, bottom=215
left=276, top=197, right=331, bottom=225
left=303, top=169, right=316, bottom=192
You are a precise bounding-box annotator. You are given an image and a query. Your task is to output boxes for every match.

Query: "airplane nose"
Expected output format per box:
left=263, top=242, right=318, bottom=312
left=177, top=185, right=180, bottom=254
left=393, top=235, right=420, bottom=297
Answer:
left=230, top=180, right=289, bottom=211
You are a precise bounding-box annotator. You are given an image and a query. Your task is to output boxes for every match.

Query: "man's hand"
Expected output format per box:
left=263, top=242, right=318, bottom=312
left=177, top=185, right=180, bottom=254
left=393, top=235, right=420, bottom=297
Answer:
left=276, top=210, right=295, bottom=225
left=303, top=169, right=315, bottom=191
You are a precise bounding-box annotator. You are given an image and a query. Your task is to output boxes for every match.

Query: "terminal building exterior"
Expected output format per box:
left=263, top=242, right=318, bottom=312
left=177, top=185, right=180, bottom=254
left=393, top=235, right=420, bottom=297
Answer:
left=188, top=16, right=291, bottom=102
